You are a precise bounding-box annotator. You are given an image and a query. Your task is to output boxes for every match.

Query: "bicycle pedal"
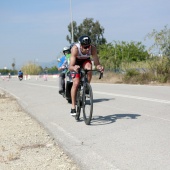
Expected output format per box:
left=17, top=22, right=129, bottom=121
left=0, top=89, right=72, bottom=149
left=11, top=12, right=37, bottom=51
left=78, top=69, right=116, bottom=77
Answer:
left=85, top=94, right=90, bottom=98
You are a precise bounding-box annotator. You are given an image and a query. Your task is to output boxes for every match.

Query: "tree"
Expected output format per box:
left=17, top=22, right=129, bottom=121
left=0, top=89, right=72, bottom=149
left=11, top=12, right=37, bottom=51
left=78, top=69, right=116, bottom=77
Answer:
left=98, top=41, right=148, bottom=70
left=66, top=18, right=107, bottom=45
left=12, top=63, right=15, bottom=70
left=47, top=66, right=59, bottom=74
left=145, top=25, right=170, bottom=57
left=66, top=21, right=78, bottom=43
left=21, top=62, right=43, bottom=75
left=0, top=68, right=17, bottom=75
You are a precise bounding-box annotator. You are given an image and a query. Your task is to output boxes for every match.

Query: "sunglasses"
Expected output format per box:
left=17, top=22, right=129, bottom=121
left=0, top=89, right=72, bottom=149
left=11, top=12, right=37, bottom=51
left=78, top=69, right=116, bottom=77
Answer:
left=82, top=45, right=91, bottom=49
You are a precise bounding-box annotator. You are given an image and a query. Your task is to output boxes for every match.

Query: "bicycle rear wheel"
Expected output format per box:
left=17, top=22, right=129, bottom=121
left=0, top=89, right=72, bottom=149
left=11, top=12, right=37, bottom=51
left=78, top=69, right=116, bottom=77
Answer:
left=75, top=89, right=81, bottom=120
left=82, top=83, right=93, bottom=125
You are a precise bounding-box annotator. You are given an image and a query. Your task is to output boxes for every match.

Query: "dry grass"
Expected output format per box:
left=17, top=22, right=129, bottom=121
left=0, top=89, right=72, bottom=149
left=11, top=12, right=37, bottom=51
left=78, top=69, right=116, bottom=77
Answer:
left=92, top=71, right=123, bottom=84
left=19, top=143, right=46, bottom=150
left=7, top=152, right=20, bottom=161
left=91, top=71, right=170, bottom=86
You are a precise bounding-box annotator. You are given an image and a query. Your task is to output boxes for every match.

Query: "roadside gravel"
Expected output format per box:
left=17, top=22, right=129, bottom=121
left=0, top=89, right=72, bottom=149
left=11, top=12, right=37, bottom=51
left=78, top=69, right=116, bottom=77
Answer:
left=0, top=89, right=79, bottom=170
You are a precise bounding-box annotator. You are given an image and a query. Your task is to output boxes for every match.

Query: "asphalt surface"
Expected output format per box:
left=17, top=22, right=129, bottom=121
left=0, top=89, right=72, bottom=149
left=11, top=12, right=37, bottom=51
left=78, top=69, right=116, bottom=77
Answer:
left=1, top=76, right=170, bottom=170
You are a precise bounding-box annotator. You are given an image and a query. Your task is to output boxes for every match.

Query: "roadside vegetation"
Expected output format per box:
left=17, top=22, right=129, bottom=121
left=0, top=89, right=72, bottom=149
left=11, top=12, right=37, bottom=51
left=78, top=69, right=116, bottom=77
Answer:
left=1, top=19, right=169, bottom=85
left=67, top=20, right=170, bottom=85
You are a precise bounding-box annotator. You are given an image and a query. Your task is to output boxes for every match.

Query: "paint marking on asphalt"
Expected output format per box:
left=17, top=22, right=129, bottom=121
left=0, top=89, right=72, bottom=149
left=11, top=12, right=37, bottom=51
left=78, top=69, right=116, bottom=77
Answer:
left=22, top=82, right=58, bottom=88
left=94, top=91, right=170, bottom=104
left=21, top=82, right=170, bottom=104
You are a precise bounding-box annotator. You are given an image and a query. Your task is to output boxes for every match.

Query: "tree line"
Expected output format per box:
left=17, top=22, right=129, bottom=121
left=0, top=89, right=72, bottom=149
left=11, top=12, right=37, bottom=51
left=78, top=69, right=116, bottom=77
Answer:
left=66, top=18, right=170, bottom=83
left=3, top=18, right=169, bottom=83
left=67, top=18, right=169, bottom=71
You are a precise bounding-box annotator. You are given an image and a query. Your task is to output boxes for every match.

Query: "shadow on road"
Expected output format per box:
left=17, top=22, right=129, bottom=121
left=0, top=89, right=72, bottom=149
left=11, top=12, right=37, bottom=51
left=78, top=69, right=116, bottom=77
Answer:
left=93, top=98, right=115, bottom=103
left=91, top=113, right=141, bottom=126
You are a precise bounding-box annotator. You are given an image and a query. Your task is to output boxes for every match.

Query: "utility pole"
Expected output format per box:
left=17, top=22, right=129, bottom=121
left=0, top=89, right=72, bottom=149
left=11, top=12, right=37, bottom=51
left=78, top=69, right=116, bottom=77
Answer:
left=70, top=0, right=74, bottom=43
left=12, top=58, right=15, bottom=70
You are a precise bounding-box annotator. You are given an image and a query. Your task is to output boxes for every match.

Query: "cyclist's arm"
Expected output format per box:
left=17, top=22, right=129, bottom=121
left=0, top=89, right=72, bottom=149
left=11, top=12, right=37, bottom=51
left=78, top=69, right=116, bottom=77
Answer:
left=69, top=46, right=80, bottom=72
left=91, top=45, right=104, bottom=72
left=62, top=60, right=68, bottom=68
left=59, top=60, right=67, bottom=70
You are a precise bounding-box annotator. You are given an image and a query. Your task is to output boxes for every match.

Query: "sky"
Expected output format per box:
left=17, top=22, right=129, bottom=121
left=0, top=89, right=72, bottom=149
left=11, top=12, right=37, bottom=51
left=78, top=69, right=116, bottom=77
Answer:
left=0, top=0, right=169, bottom=69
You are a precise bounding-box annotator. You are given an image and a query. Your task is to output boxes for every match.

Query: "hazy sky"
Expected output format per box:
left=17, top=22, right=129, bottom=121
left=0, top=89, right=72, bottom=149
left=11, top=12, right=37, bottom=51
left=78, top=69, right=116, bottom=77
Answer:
left=0, top=0, right=169, bottom=69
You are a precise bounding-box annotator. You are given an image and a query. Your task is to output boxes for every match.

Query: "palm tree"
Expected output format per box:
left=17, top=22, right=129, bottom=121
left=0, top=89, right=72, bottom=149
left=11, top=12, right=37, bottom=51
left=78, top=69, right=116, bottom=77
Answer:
left=12, top=63, right=15, bottom=70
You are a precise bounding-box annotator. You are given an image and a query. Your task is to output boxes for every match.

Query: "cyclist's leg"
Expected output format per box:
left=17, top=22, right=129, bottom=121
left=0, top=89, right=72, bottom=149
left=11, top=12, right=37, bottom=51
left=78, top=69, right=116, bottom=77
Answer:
left=59, top=73, right=65, bottom=94
left=70, top=59, right=82, bottom=114
left=71, top=73, right=80, bottom=109
left=83, top=59, right=92, bottom=94
left=82, top=59, right=92, bottom=83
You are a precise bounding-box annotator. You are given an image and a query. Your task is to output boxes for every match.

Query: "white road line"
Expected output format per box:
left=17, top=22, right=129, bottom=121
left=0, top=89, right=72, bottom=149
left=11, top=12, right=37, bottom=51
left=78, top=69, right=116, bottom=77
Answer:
left=94, top=91, right=170, bottom=104
left=20, top=82, right=170, bottom=104
left=22, top=82, right=58, bottom=88
left=142, top=113, right=170, bottom=122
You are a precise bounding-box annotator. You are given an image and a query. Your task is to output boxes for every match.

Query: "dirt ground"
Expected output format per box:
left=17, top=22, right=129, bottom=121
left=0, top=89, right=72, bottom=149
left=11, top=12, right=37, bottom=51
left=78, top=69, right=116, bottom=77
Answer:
left=0, top=89, right=79, bottom=170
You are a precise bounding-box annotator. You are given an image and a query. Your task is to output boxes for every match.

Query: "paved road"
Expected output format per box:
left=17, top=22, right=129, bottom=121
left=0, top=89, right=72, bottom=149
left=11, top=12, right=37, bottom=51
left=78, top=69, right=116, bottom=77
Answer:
left=1, top=76, right=170, bottom=170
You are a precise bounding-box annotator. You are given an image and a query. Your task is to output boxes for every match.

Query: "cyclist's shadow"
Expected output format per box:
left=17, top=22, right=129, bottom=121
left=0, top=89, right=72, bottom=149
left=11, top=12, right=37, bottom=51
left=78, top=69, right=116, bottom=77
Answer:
left=91, top=113, right=141, bottom=126
left=93, top=98, right=114, bottom=103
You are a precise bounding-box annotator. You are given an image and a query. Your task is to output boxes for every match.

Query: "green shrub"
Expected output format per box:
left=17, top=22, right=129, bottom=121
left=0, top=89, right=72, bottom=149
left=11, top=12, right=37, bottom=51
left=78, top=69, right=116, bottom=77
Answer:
left=120, top=56, right=170, bottom=84
left=123, top=69, right=139, bottom=83
left=147, top=56, right=170, bottom=83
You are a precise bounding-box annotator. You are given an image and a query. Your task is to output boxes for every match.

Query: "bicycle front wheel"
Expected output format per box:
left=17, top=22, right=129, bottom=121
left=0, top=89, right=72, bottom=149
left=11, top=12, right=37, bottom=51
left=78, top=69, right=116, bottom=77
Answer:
left=82, top=83, right=93, bottom=125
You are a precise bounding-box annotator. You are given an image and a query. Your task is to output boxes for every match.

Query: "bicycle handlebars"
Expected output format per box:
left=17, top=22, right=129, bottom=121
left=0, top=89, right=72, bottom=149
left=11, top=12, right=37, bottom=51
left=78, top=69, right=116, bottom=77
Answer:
left=82, top=69, right=103, bottom=80
left=99, top=72, right=103, bottom=79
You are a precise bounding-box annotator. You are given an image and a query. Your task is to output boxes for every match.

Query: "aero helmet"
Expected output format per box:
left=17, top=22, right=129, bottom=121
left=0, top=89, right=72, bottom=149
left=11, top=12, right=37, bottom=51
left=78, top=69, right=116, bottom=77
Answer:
left=63, top=46, right=70, bottom=54
left=78, top=35, right=91, bottom=45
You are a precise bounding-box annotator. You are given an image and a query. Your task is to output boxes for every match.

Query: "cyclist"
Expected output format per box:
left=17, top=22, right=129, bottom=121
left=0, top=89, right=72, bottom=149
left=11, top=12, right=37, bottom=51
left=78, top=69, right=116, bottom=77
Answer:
left=69, top=35, right=104, bottom=116
left=58, top=46, right=71, bottom=95
left=8, top=72, right=11, bottom=79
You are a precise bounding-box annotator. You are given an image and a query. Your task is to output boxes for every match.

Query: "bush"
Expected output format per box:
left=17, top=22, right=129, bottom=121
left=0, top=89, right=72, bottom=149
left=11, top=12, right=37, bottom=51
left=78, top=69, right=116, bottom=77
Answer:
left=123, top=69, right=139, bottom=83
left=21, top=62, right=43, bottom=75
left=147, top=56, right=170, bottom=83
left=119, top=56, right=170, bottom=84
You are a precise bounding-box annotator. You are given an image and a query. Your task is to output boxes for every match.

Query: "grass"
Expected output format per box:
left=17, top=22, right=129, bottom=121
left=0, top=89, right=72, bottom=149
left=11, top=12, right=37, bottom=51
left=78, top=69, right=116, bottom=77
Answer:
left=92, top=71, right=123, bottom=84
left=94, top=56, right=170, bottom=85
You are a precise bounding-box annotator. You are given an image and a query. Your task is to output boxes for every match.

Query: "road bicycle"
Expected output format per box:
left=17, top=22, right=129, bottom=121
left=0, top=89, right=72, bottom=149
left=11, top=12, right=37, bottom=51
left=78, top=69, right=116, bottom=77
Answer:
left=75, top=69, right=103, bottom=125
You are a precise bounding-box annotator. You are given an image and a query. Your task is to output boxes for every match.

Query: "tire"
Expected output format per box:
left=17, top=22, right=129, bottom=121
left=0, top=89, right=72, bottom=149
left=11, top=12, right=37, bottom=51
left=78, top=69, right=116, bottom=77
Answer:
left=82, top=83, right=93, bottom=125
left=66, top=81, right=72, bottom=103
left=67, top=99, right=72, bottom=104
left=75, top=89, right=81, bottom=120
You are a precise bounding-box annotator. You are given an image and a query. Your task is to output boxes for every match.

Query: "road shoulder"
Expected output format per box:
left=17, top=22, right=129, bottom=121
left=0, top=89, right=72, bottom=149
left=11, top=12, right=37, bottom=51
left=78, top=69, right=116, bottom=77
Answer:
left=0, top=89, right=79, bottom=170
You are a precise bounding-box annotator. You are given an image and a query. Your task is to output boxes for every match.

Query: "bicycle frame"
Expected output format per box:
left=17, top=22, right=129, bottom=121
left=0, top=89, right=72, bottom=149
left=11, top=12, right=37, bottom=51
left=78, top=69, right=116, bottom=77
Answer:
left=75, top=69, right=103, bottom=125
